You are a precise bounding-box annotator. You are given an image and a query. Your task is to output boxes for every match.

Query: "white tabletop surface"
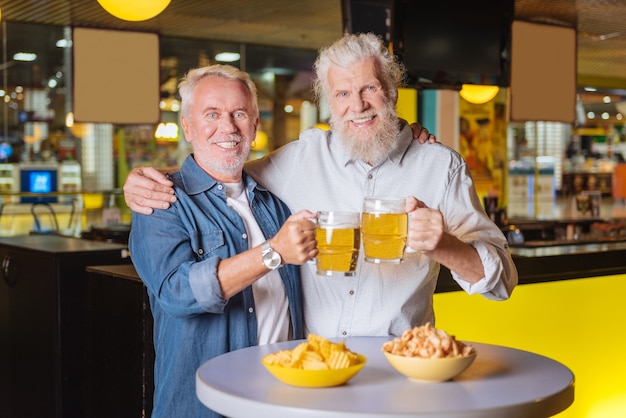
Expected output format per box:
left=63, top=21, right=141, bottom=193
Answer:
left=196, top=337, right=574, bottom=418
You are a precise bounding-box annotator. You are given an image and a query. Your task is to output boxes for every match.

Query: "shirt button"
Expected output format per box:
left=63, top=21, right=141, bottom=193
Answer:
left=342, top=331, right=347, bottom=336
left=248, top=307, right=254, bottom=313
left=218, top=184, right=224, bottom=190
left=198, top=248, right=204, bottom=255
left=242, top=233, right=248, bottom=239
left=349, top=290, right=355, bottom=295
left=368, top=174, right=373, bottom=179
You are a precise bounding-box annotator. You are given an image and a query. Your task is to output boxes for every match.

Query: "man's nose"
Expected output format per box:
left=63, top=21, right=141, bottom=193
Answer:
left=219, top=116, right=237, bottom=132
left=350, top=93, right=368, bottom=112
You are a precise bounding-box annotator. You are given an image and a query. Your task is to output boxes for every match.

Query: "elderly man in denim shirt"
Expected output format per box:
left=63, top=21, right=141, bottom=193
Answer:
left=129, top=65, right=317, bottom=418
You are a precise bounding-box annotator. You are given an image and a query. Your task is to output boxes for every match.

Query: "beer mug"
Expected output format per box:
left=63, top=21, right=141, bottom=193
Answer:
left=314, top=211, right=361, bottom=276
left=361, top=196, right=408, bottom=264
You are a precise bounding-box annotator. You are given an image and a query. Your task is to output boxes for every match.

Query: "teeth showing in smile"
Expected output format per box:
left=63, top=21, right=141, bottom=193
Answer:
left=352, top=115, right=374, bottom=124
left=218, top=141, right=238, bottom=149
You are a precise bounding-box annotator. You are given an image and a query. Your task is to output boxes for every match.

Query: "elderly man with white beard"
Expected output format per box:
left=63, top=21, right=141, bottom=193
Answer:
left=125, top=33, right=518, bottom=338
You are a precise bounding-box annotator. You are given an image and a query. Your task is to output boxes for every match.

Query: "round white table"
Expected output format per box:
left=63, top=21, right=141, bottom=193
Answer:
left=196, top=337, right=574, bottom=418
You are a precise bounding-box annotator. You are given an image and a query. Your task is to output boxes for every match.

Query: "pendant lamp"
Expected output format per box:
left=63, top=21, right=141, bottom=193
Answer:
left=459, top=84, right=500, bottom=104
left=97, top=0, right=171, bottom=22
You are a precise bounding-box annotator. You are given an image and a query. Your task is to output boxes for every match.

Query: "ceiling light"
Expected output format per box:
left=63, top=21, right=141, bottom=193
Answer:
left=97, top=0, right=171, bottom=21
left=603, top=96, right=611, bottom=103
left=215, top=52, right=240, bottom=62
left=56, top=39, right=72, bottom=48
left=601, top=112, right=610, bottom=120
left=587, top=111, right=596, bottom=119
left=13, top=52, right=36, bottom=62
left=459, top=84, right=499, bottom=104
left=584, top=87, right=597, bottom=92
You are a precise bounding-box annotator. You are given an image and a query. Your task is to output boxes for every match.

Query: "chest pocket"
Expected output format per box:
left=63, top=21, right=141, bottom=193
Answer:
left=190, top=229, right=225, bottom=260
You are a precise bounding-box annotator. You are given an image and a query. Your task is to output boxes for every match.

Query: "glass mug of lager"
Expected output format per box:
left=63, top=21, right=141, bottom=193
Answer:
left=314, top=211, right=361, bottom=276
left=361, top=196, right=408, bottom=264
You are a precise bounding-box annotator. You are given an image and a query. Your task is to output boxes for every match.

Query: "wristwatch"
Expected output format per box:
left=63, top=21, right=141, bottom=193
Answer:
left=261, top=240, right=282, bottom=270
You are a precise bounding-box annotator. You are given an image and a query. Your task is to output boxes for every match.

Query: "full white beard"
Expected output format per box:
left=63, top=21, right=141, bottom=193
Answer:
left=330, top=101, right=401, bottom=165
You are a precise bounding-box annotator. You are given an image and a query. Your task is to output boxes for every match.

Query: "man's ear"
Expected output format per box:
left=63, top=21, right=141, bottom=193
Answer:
left=251, top=117, right=260, bottom=139
left=180, top=116, right=191, bottom=142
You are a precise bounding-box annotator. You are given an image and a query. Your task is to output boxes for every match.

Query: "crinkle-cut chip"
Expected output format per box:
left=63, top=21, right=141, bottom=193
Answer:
left=264, top=350, right=292, bottom=366
left=302, top=358, right=329, bottom=370
left=301, top=350, right=324, bottom=363
left=264, top=334, right=360, bottom=370
left=289, top=342, right=310, bottom=367
left=309, top=335, right=332, bottom=360
left=327, top=350, right=351, bottom=369
left=301, top=351, right=329, bottom=370
left=331, top=340, right=347, bottom=352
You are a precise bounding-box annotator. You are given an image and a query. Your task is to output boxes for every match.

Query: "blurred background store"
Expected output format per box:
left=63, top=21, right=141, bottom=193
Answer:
left=1, top=0, right=626, bottom=236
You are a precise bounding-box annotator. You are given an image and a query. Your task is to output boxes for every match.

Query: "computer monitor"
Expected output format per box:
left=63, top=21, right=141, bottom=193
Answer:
left=20, top=167, right=58, bottom=203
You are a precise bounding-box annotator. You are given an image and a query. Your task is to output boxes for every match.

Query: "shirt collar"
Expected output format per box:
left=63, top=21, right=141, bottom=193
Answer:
left=177, top=154, right=261, bottom=196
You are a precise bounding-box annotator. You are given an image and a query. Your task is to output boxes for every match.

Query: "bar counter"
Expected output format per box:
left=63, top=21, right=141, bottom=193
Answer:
left=82, top=238, right=626, bottom=295
left=436, top=240, right=626, bottom=292
left=86, top=240, right=626, bottom=293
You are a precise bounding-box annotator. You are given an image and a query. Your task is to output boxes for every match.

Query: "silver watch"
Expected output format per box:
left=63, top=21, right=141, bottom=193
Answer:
left=261, top=240, right=282, bottom=270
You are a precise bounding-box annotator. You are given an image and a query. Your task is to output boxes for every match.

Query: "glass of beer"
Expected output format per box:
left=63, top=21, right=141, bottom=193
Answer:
left=315, top=211, right=361, bottom=277
left=361, top=196, right=408, bottom=264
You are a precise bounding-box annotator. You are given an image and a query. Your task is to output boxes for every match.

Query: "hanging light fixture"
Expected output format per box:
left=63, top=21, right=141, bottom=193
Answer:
left=97, top=0, right=171, bottom=22
left=459, top=84, right=500, bottom=104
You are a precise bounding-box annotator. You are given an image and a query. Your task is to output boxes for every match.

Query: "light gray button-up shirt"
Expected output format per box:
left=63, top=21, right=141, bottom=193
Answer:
left=246, top=121, right=517, bottom=338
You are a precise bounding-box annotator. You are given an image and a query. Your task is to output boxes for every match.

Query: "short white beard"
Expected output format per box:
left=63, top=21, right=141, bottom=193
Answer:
left=330, top=101, right=401, bottom=165
left=199, top=134, right=251, bottom=178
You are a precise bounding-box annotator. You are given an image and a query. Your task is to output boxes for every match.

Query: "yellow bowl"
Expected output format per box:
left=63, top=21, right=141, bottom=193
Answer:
left=261, top=354, right=367, bottom=388
left=383, top=351, right=476, bottom=382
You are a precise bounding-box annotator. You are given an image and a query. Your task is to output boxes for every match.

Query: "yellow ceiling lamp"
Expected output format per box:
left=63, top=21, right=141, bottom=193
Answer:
left=97, top=0, right=171, bottom=21
left=459, top=84, right=500, bottom=104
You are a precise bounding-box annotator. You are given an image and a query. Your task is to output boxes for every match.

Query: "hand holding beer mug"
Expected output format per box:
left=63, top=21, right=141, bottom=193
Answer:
left=362, top=197, right=408, bottom=264
left=315, top=211, right=361, bottom=276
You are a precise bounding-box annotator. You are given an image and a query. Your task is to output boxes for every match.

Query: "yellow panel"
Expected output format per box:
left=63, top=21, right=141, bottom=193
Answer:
left=396, top=88, right=417, bottom=124
left=434, top=275, right=626, bottom=418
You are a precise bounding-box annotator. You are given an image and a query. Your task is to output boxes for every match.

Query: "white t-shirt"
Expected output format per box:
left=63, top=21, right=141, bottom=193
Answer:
left=225, top=181, right=290, bottom=344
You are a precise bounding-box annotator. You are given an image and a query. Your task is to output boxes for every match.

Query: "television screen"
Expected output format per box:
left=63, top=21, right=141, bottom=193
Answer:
left=391, top=0, right=514, bottom=89
left=342, top=0, right=392, bottom=43
left=20, top=168, right=58, bottom=203
left=29, top=171, right=52, bottom=193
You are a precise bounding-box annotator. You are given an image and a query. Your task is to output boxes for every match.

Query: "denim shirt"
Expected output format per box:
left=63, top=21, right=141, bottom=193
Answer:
left=129, top=154, right=303, bottom=418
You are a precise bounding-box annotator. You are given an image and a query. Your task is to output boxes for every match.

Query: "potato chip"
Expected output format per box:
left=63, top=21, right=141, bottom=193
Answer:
left=262, top=334, right=361, bottom=371
left=327, top=350, right=350, bottom=369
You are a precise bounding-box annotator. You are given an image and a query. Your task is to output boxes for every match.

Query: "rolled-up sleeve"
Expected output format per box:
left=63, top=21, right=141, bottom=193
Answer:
left=450, top=239, right=517, bottom=299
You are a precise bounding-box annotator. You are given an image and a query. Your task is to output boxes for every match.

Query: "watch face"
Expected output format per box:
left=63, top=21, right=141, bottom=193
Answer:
left=263, top=250, right=282, bottom=269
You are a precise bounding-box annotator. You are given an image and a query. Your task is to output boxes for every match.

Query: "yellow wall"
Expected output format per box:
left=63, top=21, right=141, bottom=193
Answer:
left=434, top=274, right=626, bottom=418
left=396, top=88, right=417, bottom=124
